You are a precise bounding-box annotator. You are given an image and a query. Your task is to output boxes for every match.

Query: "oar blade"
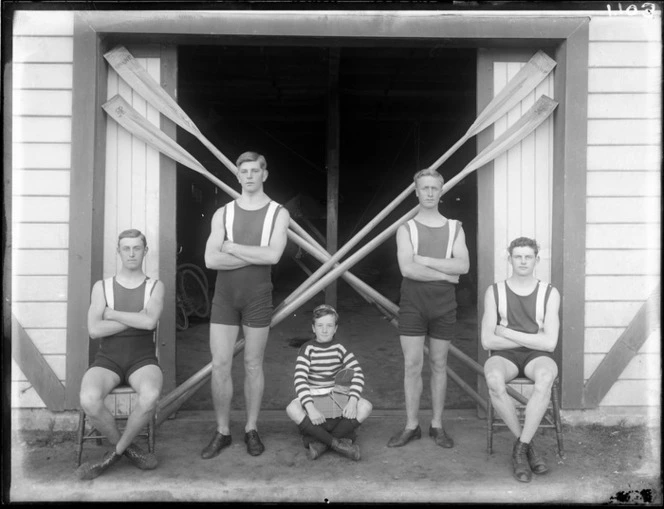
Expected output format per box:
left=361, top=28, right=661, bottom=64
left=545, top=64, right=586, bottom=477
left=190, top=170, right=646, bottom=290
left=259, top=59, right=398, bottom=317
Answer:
left=104, top=45, right=201, bottom=137
left=469, top=50, right=556, bottom=136
left=460, top=95, right=557, bottom=178
left=102, top=94, right=206, bottom=174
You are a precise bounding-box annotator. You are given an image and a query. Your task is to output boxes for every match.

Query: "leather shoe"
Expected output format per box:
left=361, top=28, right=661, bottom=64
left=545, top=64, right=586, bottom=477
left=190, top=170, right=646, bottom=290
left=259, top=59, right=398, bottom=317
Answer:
left=76, top=450, right=121, bottom=480
left=429, top=426, right=454, bottom=448
left=387, top=425, right=421, bottom=448
left=201, top=431, right=232, bottom=459
left=124, top=443, right=158, bottom=470
left=245, top=429, right=265, bottom=456
left=307, top=440, right=329, bottom=460
left=527, top=441, right=549, bottom=474
left=512, top=440, right=532, bottom=483
left=331, top=438, right=360, bottom=461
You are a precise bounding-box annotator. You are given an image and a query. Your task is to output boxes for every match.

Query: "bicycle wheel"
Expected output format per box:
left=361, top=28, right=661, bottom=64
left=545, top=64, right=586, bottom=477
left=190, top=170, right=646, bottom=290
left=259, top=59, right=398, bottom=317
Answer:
left=176, top=299, right=189, bottom=331
left=177, top=263, right=209, bottom=294
left=178, top=268, right=210, bottom=318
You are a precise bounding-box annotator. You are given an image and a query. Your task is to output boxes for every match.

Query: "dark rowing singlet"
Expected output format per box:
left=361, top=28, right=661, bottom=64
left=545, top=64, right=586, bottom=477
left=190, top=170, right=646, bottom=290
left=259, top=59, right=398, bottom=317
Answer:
left=405, top=218, right=462, bottom=284
left=216, top=200, right=282, bottom=290
left=493, top=280, right=552, bottom=353
left=99, top=278, right=156, bottom=357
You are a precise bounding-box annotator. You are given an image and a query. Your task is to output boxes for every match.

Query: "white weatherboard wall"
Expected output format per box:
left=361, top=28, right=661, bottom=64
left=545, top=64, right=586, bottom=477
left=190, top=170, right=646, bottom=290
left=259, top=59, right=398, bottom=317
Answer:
left=11, top=11, right=75, bottom=408
left=584, top=15, right=661, bottom=407
left=492, top=64, right=554, bottom=283
left=104, top=60, right=161, bottom=279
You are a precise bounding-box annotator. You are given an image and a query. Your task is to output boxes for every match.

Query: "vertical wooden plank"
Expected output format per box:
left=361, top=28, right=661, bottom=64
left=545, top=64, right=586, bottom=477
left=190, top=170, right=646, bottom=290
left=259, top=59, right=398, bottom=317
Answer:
left=325, top=48, right=340, bottom=308
left=158, top=45, right=178, bottom=395
left=130, top=58, right=149, bottom=237
left=492, top=62, right=509, bottom=282
left=104, top=68, right=119, bottom=279
left=505, top=62, right=524, bottom=261
left=66, top=16, right=105, bottom=409
left=475, top=49, right=495, bottom=417
left=519, top=87, right=537, bottom=240
left=553, top=21, right=590, bottom=409
left=145, top=57, right=161, bottom=278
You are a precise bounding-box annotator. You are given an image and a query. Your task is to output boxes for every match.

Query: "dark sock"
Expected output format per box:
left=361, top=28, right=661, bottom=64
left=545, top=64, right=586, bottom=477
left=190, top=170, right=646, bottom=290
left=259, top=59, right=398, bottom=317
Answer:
left=330, top=418, right=361, bottom=440
left=298, top=416, right=334, bottom=446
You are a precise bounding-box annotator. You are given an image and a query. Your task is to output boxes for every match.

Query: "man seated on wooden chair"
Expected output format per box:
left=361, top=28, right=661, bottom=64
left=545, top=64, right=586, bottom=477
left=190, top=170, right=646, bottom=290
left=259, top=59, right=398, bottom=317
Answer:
left=481, top=237, right=561, bottom=483
left=76, top=229, right=165, bottom=480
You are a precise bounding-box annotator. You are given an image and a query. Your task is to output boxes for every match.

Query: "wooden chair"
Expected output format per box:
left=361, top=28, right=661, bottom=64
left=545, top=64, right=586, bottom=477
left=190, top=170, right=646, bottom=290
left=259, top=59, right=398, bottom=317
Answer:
left=76, top=329, right=159, bottom=466
left=76, top=385, right=156, bottom=466
left=487, top=376, right=564, bottom=458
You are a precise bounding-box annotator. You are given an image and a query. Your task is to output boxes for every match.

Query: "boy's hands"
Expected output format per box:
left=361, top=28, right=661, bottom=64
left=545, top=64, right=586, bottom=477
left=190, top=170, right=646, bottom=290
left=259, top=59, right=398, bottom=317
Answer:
left=305, top=403, right=326, bottom=425
left=342, top=397, right=358, bottom=419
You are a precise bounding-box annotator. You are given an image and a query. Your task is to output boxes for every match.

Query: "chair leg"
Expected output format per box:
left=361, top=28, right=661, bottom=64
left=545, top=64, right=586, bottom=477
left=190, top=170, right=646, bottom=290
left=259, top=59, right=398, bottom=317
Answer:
left=551, top=379, right=565, bottom=458
left=148, top=414, right=156, bottom=453
left=76, top=410, right=86, bottom=466
left=487, top=398, right=494, bottom=455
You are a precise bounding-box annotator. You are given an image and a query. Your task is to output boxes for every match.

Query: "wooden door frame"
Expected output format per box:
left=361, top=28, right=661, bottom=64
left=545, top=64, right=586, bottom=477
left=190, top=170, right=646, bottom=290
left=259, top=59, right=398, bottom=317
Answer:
left=67, top=10, right=590, bottom=410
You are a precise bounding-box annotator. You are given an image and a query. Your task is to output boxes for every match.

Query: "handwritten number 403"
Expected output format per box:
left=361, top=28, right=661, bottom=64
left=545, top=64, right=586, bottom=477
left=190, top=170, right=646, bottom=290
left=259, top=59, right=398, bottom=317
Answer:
left=607, top=3, right=657, bottom=17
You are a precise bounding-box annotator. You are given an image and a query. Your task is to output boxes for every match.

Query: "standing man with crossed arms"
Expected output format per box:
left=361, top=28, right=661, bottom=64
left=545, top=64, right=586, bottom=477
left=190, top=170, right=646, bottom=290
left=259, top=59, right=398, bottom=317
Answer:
left=201, top=151, right=290, bottom=459
left=388, top=168, right=470, bottom=449
left=481, top=237, right=560, bottom=482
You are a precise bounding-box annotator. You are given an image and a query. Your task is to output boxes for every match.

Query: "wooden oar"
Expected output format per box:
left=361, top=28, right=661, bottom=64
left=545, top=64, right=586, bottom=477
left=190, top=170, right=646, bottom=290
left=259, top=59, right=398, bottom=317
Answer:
left=271, top=96, right=558, bottom=327
left=102, top=95, right=399, bottom=317
left=104, top=45, right=320, bottom=250
left=275, top=51, right=556, bottom=313
left=105, top=46, right=555, bottom=266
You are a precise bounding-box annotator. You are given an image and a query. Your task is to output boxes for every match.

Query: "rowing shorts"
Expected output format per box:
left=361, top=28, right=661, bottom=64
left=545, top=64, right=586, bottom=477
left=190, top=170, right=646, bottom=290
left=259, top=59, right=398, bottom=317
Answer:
left=89, top=335, right=160, bottom=385
left=398, top=279, right=457, bottom=340
left=210, top=281, right=273, bottom=328
left=490, top=349, right=556, bottom=378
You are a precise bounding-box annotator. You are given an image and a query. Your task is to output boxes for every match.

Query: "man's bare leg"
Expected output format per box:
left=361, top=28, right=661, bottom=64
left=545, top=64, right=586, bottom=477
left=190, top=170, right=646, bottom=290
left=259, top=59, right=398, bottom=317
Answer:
left=400, top=335, right=425, bottom=430
left=484, top=356, right=521, bottom=438
left=210, top=323, right=240, bottom=435
left=428, top=338, right=451, bottom=429
left=242, top=324, right=270, bottom=433
left=79, top=367, right=122, bottom=444
left=521, top=356, right=558, bottom=443
left=116, top=364, right=163, bottom=454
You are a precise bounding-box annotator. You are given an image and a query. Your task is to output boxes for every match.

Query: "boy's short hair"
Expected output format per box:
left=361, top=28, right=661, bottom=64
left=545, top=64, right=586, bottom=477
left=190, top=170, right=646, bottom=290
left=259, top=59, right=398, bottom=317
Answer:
left=508, top=237, right=540, bottom=256
left=413, top=168, right=444, bottom=186
left=312, top=304, right=339, bottom=325
left=236, top=151, right=267, bottom=171
left=118, top=229, right=147, bottom=248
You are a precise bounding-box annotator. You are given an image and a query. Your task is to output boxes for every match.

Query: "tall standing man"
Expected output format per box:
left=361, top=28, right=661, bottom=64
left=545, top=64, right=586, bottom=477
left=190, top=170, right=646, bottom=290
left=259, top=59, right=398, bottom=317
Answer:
left=77, top=229, right=164, bottom=480
left=388, top=169, right=470, bottom=449
left=481, top=237, right=560, bottom=482
left=202, top=151, right=290, bottom=459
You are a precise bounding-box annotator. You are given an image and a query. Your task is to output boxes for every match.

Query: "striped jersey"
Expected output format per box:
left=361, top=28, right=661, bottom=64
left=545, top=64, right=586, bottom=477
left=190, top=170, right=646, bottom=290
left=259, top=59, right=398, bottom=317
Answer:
left=406, top=218, right=462, bottom=283
left=294, top=337, right=364, bottom=407
left=493, top=279, right=553, bottom=353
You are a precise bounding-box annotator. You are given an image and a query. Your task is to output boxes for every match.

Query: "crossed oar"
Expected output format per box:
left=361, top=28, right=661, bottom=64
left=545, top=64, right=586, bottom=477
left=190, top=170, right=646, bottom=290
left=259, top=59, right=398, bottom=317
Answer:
left=102, top=46, right=557, bottom=425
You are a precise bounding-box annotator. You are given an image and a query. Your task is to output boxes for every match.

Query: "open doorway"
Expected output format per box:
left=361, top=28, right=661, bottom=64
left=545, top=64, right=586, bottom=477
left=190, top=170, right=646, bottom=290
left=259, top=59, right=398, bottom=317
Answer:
left=174, top=43, right=478, bottom=411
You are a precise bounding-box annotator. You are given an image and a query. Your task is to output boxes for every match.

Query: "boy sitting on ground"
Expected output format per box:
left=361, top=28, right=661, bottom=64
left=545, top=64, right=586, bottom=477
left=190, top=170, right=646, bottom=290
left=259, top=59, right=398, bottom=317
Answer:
left=286, top=304, right=373, bottom=461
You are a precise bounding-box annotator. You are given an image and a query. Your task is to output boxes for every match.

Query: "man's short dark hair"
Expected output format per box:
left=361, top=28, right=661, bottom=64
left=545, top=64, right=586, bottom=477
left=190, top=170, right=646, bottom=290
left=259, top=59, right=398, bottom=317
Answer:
left=118, top=229, right=147, bottom=248
left=312, top=304, right=339, bottom=325
left=508, top=237, right=539, bottom=256
left=236, top=151, right=267, bottom=171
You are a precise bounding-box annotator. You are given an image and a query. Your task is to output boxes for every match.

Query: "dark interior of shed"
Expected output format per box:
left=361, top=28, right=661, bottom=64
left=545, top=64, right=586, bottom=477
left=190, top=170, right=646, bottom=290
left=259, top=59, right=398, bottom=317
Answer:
left=175, top=43, right=478, bottom=302
left=172, top=43, right=480, bottom=409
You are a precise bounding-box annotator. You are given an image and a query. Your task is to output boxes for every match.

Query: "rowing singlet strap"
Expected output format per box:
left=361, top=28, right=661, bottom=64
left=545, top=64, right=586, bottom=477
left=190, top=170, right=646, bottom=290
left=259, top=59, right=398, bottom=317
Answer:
left=103, top=277, right=158, bottom=310
left=495, top=280, right=549, bottom=329
left=224, top=200, right=280, bottom=247
left=406, top=219, right=458, bottom=257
